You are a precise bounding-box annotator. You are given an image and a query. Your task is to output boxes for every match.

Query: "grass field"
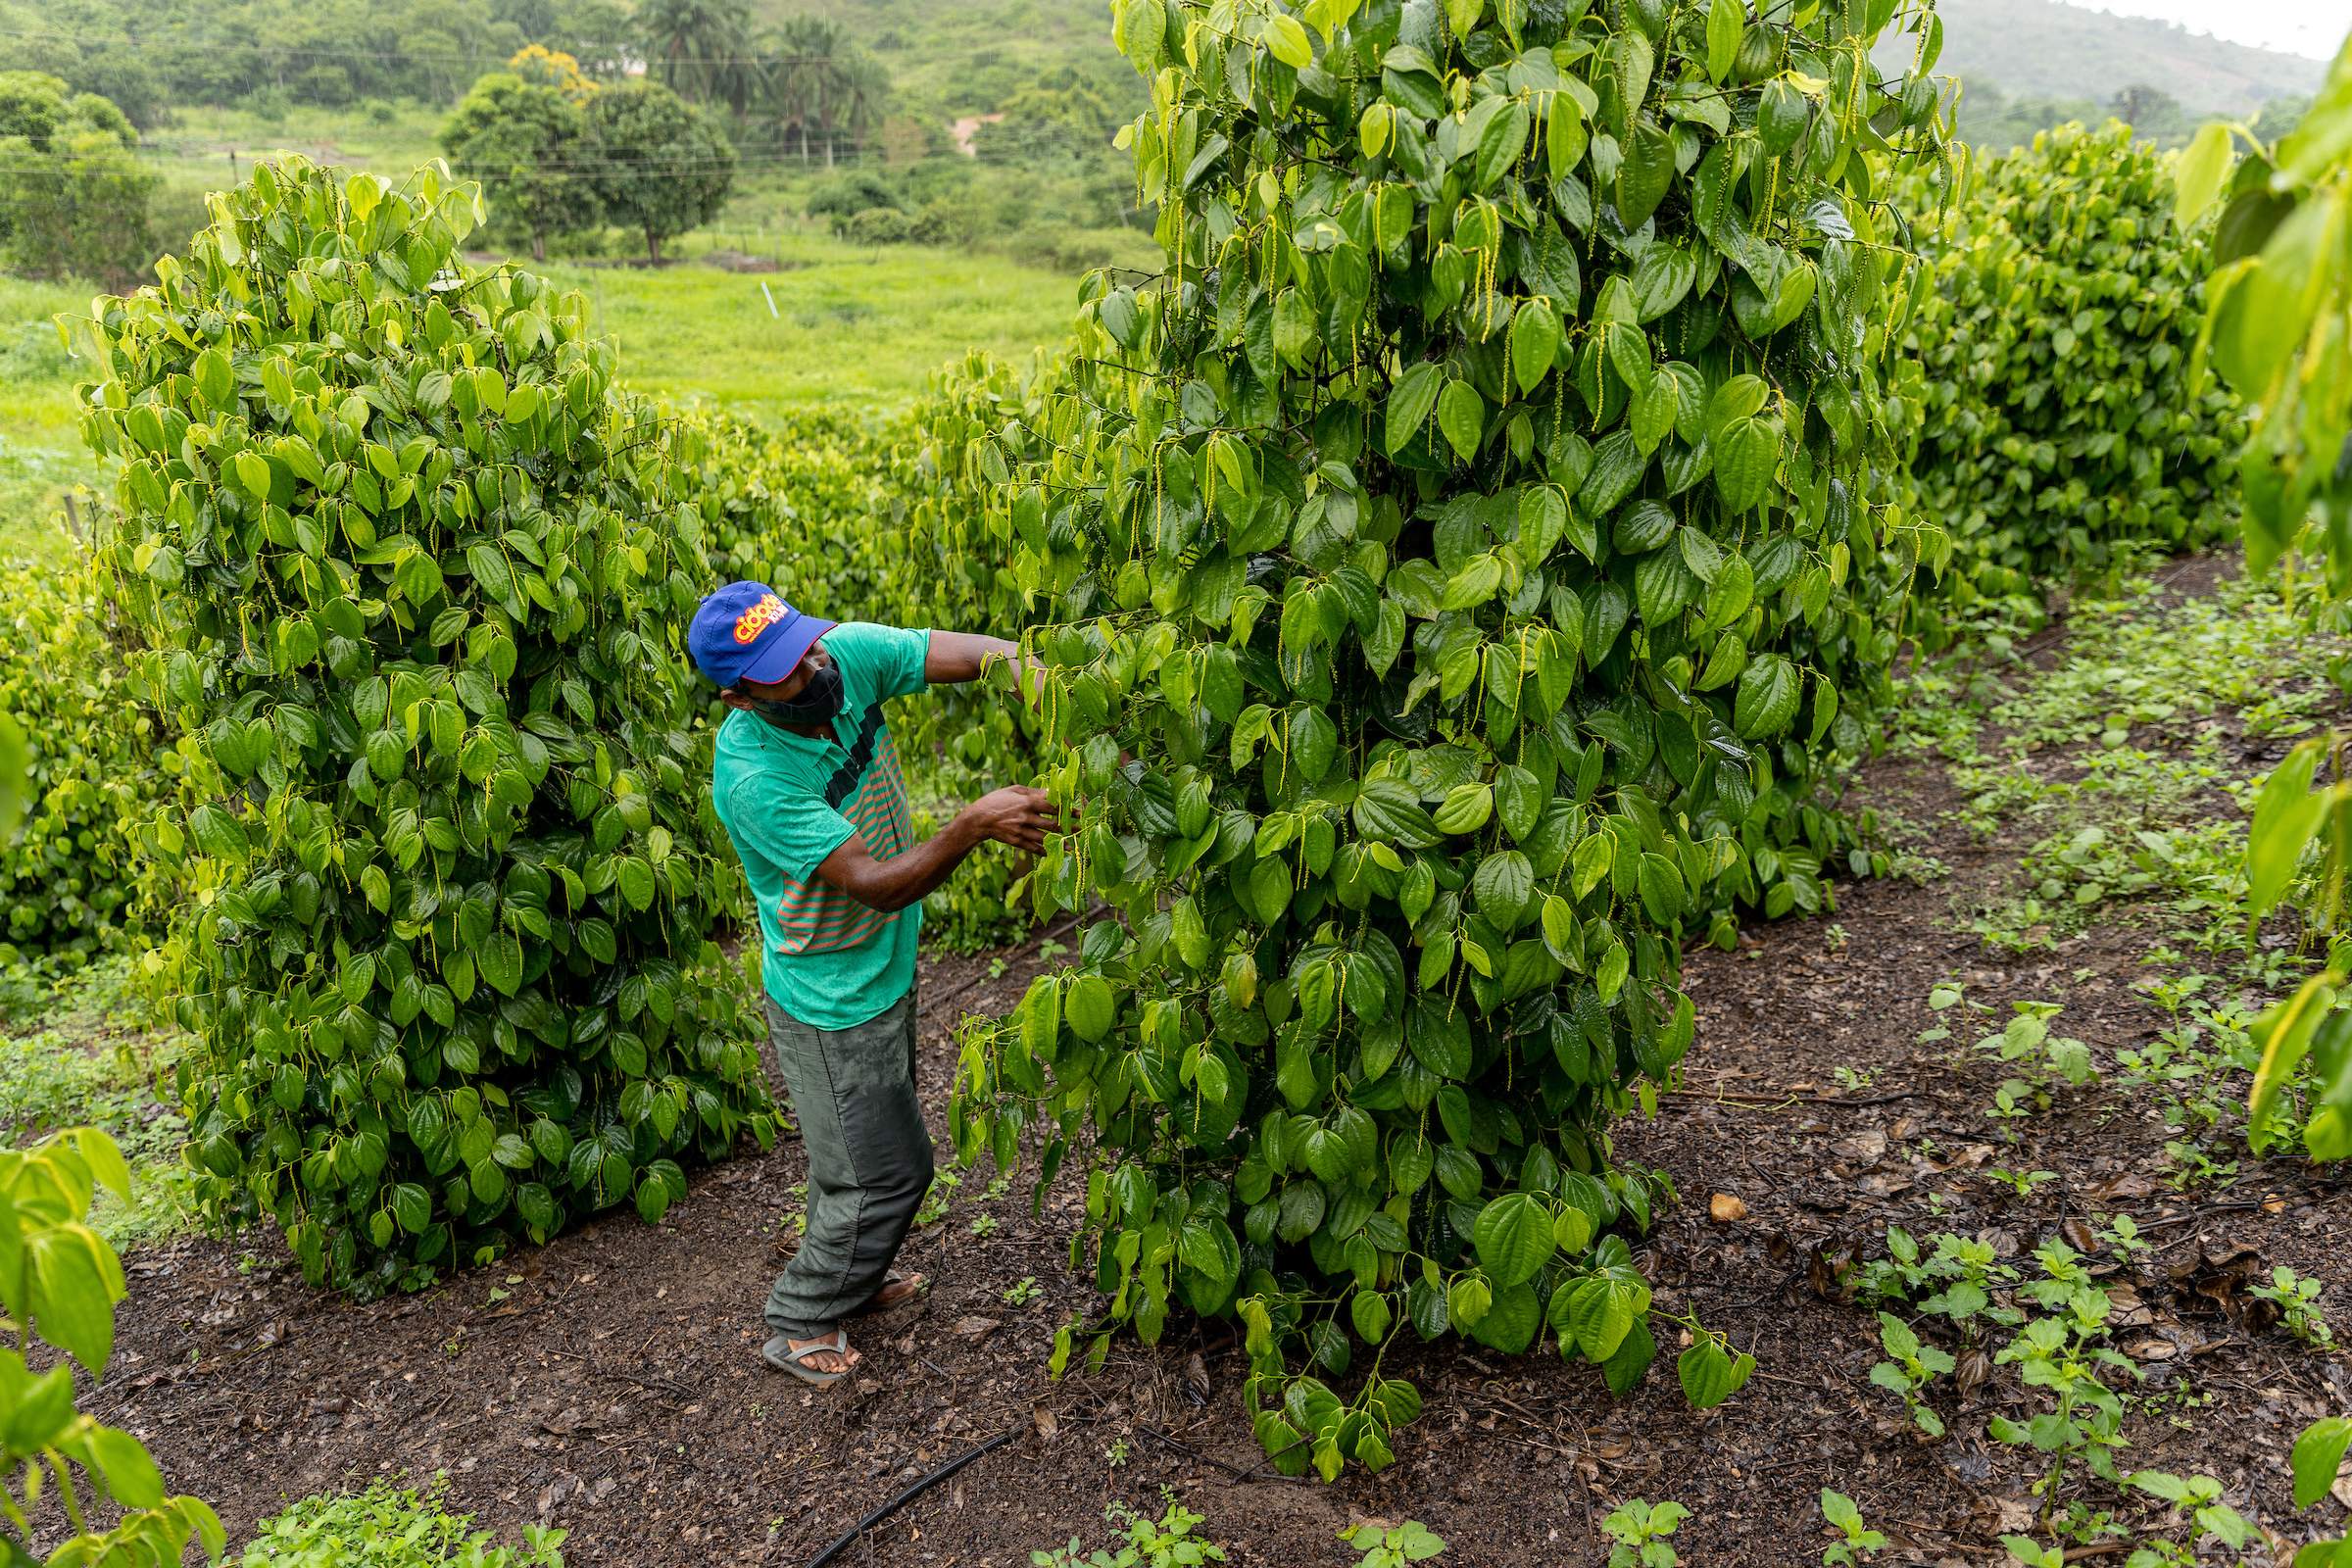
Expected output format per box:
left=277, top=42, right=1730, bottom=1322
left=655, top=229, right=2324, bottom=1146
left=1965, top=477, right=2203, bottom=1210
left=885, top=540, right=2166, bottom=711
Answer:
left=543, top=239, right=1080, bottom=416
left=0, top=230, right=1086, bottom=562
left=0, top=277, right=96, bottom=565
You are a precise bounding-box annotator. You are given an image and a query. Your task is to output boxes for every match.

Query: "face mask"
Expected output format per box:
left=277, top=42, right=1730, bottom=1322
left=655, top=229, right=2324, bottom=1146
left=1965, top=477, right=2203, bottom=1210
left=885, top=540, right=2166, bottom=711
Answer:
left=744, top=662, right=844, bottom=728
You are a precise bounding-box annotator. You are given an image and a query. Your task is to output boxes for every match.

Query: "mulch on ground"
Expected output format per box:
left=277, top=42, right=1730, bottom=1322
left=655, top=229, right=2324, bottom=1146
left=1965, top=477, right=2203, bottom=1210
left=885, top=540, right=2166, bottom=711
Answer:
left=74, top=557, right=2352, bottom=1567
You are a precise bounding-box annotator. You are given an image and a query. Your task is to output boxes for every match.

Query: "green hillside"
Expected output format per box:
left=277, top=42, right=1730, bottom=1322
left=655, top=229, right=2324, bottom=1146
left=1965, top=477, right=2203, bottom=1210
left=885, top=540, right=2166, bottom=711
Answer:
left=1876, top=0, right=2327, bottom=117
left=767, top=0, right=1127, bottom=116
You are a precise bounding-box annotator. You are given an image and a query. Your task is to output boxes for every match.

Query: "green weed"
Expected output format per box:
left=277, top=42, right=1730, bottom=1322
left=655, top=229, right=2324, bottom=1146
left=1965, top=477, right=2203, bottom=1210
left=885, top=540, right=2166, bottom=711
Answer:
left=1032, top=1494, right=1227, bottom=1568
left=239, top=1480, right=565, bottom=1567
left=0, top=958, right=193, bottom=1249
left=1600, top=1500, right=1689, bottom=1568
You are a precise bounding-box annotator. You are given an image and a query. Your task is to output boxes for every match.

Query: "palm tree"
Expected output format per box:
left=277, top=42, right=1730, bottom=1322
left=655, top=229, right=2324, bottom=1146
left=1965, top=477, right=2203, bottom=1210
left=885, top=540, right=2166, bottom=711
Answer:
left=636, top=0, right=751, bottom=109
left=833, top=51, right=889, bottom=163
left=774, top=16, right=844, bottom=165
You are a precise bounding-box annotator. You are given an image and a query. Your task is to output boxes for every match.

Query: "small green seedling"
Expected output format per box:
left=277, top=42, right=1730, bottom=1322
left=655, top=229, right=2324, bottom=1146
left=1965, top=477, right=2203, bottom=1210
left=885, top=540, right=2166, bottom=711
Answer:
left=1601, top=1500, right=1688, bottom=1568
left=1976, top=1002, right=2094, bottom=1118
left=2122, top=1471, right=2257, bottom=1556
left=1869, top=1312, right=1954, bottom=1437
left=1340, top=1519, right=1446, bottom=1567
left=1819, top=1490, right=1887, bottom=1566
left=1984, top=1168, right=2057, bottom=1200
left=2249, top=1265, right=2333, bottom=1348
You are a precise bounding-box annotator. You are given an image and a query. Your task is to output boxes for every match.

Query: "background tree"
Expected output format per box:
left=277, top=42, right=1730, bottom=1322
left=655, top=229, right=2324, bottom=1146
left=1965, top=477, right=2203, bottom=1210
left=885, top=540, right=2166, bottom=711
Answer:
left=0, top=74, right=157, bottom=285
left=2109, top=82, right=2190, bottom=141
left=582, top=79, right=734, bottom=265
left=971, top=68, right=1126, bottom=167
left=549, top=0, right=639, bottom=81
left=440, top=71, right=600, bottom=262
left=636, top=0, right=753, bottom=111
left=505, top=43, right=598, bottom=98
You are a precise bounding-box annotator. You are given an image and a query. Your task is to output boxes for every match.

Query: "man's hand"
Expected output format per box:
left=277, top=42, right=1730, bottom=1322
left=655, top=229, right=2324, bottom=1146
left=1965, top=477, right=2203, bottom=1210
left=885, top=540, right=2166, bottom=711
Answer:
left=959, top=785, right=1059, bottom=853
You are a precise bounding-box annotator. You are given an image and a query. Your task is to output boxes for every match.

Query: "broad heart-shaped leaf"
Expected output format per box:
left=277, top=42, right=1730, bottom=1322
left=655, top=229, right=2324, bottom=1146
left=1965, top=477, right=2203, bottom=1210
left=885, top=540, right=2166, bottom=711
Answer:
left=24, top=1223, right=121, bottom=1374
left=1066, top=974, right=1116, bottom=1042
left=2171, top=121, right=2234, bottom=230
left=191, top=345, right=233, bottom=408
left=1179, top=1214, right=1243, bottom=1286
left=1631, top=244, right=1696, bottom=322
left=1291, top=706, right=1340, bottom=781
left=1676, top=1337, right=1748, bottom=1408
left=1601, top=1310, right=1657, bottom=1394
left=86, top=1424, right=165, bottom=1508
left=1264, top=12, right=1313, bottom=68
left=1564, top=1275, right=1637, bottom=1359
left=2291, top=1416, right=2352, bottom=1509
left=1471, top=850, right=1535, bottom=929
left=1466, top=1280, right=1541, bottom=1352
left=1475, top=100, right=1531, bottom=192
left=1705, top=0, right=1744, bottom=81
left=1437, top=378, right=1487, bottom=461
left=231, top=450, right=271, bottom=497
left=1712, top=415, right=1780, bottom=514
left=1615, top=122, right=1676, bottom=229
left=1385, top=361, right=1444, bottom=454
left=1471, top=1192, right=1555, bottom=1286
left=1100, top=287, right=1143, bottom=349
left=478, top=930, right=525, bottom=998
left=1510, top=297, right=1561, bottom=395
left=2246, top=740, right=2326, bottom=920
left=1733, top=654, right=1801, bottom=739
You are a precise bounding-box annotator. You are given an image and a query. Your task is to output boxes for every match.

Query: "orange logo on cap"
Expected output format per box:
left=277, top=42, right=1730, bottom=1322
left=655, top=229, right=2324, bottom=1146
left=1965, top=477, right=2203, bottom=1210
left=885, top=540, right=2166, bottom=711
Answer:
left=733, top=593, right=788, bottom=644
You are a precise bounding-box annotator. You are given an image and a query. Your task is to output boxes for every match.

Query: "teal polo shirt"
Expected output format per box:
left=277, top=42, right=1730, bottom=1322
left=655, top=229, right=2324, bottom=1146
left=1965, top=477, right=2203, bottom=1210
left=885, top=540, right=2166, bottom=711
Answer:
left=710, top=622, right=930, bottom=1029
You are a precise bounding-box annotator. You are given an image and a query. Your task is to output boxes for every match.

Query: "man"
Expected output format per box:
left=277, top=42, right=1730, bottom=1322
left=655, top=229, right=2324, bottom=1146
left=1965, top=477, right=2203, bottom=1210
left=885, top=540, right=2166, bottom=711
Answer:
left=688, top=580, right=1056, bottom=1388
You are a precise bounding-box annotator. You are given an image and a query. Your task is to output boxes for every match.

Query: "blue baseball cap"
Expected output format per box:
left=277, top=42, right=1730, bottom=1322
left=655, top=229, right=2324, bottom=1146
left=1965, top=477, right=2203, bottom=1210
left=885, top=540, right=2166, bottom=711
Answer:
left=689, top=581, right=836, bottom=688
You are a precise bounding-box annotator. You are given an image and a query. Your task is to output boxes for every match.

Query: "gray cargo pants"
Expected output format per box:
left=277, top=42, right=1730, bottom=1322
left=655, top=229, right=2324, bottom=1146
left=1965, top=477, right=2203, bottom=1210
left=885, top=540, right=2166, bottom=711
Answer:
left=760, top=988, right=935, bottom=1338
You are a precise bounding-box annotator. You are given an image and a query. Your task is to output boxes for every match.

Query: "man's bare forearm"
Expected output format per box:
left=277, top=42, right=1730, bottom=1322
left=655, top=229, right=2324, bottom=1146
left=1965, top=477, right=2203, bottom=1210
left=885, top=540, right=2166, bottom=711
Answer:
left=926, top=630, right=1048, bottom=704
left=822, top=813, right=988, bottom=913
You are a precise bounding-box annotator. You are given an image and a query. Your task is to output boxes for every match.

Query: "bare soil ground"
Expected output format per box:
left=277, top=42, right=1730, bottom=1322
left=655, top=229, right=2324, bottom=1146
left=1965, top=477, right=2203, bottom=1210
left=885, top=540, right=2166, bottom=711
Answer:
left=78, top=557, right=2352, bottom=1567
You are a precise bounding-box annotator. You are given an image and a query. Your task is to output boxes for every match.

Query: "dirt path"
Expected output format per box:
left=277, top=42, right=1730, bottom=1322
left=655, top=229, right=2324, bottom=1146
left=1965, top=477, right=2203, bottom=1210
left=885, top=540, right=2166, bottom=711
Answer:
left=81, top=557, right=2352, bottom=1567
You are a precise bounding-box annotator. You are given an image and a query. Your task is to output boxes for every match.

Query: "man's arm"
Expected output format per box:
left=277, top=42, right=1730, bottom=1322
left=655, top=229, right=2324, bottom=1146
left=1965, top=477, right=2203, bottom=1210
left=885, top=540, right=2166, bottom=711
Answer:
left=924, top=631, right=1047, bottom=702
left=814, top=785, right=1059, bottom=913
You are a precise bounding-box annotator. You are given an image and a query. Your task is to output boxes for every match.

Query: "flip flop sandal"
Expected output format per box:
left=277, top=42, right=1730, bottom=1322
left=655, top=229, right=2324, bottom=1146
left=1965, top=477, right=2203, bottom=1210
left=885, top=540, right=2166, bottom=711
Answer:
left=853, top=1270, right=928, bottom=1315
left=762, top=1328, right=858, bottom=1387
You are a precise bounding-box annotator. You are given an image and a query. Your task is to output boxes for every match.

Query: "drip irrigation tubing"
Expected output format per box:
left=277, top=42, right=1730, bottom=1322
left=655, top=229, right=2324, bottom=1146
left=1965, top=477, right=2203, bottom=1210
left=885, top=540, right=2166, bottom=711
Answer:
left=804, top=1426, right=1018, bottom=1567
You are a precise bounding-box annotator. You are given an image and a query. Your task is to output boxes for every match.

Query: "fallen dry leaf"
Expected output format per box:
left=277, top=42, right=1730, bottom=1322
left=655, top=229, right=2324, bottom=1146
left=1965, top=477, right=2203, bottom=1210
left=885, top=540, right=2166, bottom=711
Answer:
left=1834, top=1130, right=1888, bottom=1162
left=1709, top=1193, right=1749, bottom=1223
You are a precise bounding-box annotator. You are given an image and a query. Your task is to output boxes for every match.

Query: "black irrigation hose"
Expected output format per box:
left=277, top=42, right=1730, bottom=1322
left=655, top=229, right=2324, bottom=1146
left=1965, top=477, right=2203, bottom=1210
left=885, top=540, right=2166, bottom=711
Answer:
left=804, top=1426, right=1020, bottom=1568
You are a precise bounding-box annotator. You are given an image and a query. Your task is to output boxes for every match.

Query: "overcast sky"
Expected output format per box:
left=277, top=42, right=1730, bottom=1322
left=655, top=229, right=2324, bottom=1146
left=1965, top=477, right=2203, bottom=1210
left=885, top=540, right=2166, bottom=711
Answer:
left=2078, top=0, right=2344, bottom=60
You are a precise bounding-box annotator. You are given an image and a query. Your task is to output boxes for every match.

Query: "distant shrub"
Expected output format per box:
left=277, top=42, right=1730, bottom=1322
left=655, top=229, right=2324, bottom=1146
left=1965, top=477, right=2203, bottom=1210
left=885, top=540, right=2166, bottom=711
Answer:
left=1001, top=225, right=1114, bottom=274
left=836, top=205, right=918, bottom=245
left=909, top=198, right=978, bottom=247
left=0, top=556, right=170, bottom=960
left=804, top=169, right=900, bottom=220
left=1897, top=122, right=2242, bottom=646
